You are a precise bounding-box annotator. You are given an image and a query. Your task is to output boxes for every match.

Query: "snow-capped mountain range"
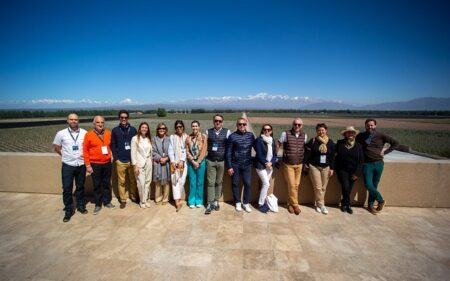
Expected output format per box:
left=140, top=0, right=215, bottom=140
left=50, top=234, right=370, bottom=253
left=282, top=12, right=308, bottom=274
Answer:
left=1, top=93, right=449, bottom=111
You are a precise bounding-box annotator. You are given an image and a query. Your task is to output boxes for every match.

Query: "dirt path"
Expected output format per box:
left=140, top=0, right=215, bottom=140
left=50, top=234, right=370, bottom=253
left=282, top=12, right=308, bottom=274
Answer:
left=248, top=117, right=450, bottom=131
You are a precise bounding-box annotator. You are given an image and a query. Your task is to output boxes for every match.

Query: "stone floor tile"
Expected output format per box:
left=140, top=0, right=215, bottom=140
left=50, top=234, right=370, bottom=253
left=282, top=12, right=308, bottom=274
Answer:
left=242, top=249, right=277, bottom=271
left=242, top=233, right=272, bottom=250
left=215, top=232, right=243, bottom=249
left=212, top=248, right=244, bottom=268
left=271, top=234, right=303, bottom=251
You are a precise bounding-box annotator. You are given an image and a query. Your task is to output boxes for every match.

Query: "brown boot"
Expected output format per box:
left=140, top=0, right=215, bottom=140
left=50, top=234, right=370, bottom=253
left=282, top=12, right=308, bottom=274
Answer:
left=288, top=205, right=295, bottom=214
left=377, top=201, right=386, bottom=212
left=293, top=205, right=301, bottom=215
left=367, top=205, right=378, bottom=215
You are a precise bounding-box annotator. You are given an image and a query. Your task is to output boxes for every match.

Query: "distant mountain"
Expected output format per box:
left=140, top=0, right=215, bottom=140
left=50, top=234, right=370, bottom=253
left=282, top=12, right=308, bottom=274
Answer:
left=162, top=93, right=357, bottom=110
left=361, top=97, right=450, bottom=111
left=1, top=95, right=449, bottom=111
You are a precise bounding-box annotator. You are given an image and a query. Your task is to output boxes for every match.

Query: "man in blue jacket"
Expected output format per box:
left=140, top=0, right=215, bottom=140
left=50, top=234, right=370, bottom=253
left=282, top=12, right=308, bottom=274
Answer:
left=111, top=110, right=138, bottom=209
left=226, top=117, right=255, bottom=212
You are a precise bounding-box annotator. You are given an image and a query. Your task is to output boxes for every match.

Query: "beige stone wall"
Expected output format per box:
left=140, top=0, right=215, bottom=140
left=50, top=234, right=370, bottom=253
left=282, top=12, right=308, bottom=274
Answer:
left=0, top=152, right=449, bottom=207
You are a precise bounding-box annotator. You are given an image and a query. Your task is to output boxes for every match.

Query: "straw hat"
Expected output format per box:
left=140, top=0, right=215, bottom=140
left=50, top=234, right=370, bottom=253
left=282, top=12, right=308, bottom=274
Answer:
left=340, top=126, right=359, bottom=136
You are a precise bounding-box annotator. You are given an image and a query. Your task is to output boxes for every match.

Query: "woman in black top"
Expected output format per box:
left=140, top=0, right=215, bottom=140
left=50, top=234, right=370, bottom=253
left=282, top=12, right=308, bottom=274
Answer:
left=335, top=126, right=364, bottom=214
left=305, top=123, right=335, bottom=215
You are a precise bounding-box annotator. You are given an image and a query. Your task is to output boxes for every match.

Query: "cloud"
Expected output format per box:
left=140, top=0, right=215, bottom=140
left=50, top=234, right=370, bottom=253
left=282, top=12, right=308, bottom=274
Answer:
left=28, top=98, right=110, bottom=105
left=119, top=98, right=137, bottom=104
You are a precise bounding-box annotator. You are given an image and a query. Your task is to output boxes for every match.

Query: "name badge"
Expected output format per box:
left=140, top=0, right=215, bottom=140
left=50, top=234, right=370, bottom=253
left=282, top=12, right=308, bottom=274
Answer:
left=212, top=143, right=218, bottom=151
left=181, top=148, right=186, bottom=158
left=124, top=142, right=131, bottom=150
left=101, top=146, right=109, bottom=155
left=320, top=155, right=326, bottom=164
left=72, top=145, right=79, bottom=151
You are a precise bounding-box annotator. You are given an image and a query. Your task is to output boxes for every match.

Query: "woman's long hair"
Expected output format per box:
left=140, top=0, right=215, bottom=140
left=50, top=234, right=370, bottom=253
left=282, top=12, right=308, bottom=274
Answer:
left=137, top=122, right=152, bottom=143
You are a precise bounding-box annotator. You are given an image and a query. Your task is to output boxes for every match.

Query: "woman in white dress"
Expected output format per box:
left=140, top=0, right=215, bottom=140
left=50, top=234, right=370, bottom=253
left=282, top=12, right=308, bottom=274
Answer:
left=168, top=120, right=188, bottom=211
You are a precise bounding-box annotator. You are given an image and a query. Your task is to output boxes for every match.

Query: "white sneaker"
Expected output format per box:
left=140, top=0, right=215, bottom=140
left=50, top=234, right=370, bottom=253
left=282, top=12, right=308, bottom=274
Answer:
left=321, top=206, right=329, bottom=215
left=189, top=205, right=195, bottom=209
left=235, top=203, right=242, bottom=212
left=139, top=203, right=146, bottom=209
left=315, top=206, right=322, bottom=213
left=242, top=204, right=252, bottom=213
left=145, top=202, right=151, bottom=208
left=196, top=205, right=202, bottom=208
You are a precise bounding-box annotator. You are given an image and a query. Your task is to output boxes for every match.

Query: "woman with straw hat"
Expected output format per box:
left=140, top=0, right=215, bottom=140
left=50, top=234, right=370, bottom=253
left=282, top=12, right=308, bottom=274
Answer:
left=335, top=126, right=364, bottom=214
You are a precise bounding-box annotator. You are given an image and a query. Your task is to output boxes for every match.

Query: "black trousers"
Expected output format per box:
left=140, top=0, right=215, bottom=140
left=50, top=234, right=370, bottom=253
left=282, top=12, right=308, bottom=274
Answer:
left=61, top=163, right=86, bottom=212
left=91, top=162, right=112, bottom=207
left=337, top=170, right=356, bottom=207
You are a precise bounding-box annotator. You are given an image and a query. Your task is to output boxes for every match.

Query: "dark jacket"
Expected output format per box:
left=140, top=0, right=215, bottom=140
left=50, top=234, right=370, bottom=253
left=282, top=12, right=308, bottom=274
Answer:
left=226, top=130, right=255, bottom=168
left=334, top=139, right=364, bottom=176
left=111, top=124, right=138, bottom=162
left=254, top=136, right=277, bottom=170
left=356, top=130, right=399, bottom=163
left=305, top=137, right=335, bottom=169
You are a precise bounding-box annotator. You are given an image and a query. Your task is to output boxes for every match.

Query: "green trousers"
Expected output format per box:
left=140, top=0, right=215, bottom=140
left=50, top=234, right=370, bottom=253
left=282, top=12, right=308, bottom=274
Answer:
left=206, top=159, right=225, bottom=205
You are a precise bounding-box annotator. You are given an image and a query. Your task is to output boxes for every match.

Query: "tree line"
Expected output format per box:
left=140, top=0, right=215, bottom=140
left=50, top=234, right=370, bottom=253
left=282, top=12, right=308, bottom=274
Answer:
left=0, top=108, right=449, bottom=119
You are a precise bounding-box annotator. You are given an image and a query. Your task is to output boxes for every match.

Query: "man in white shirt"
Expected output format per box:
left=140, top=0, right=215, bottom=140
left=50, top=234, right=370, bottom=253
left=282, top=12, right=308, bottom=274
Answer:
left=53, top=113, right=88, bottom=222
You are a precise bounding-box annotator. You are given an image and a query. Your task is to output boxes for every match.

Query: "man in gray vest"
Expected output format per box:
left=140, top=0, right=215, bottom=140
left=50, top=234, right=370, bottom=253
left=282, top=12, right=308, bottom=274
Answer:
left=205, top=113, right=230, bottom=215
left=277, top=118, right=307, bottom=215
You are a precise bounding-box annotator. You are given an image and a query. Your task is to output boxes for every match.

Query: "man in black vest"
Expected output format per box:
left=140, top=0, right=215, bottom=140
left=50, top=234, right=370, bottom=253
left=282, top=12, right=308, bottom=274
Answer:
left=277, top=118, right=307, bottom=215
left=205, top=114, right=230, bottom=214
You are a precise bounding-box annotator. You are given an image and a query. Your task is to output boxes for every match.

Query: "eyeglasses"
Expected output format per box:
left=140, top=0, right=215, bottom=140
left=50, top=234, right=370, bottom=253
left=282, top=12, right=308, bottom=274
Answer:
left=263, top=128, right=271, bottom=132
left=214, top=119, right=223, bottom=123
left=294, top=123, right=302, bottom=127
left=120, top=116, right=128, bottom=119
left=237, top=123, right=247, bottom=126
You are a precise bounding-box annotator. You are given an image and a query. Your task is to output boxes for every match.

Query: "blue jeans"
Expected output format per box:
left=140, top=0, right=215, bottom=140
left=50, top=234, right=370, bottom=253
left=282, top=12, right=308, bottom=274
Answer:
left=231, top=164, right=252, bottom=204
left=362, top=161, right=385, bottom=206
left=187, top=160, right=206, bottom=206
left=91, top=162, right=112, bottom=207
left=61, top=163, right=86, bottom=211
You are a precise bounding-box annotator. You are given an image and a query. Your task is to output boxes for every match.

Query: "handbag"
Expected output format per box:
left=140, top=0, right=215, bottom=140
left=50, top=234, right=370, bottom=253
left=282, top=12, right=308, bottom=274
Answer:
left=266, top=194, right=279, bottom=213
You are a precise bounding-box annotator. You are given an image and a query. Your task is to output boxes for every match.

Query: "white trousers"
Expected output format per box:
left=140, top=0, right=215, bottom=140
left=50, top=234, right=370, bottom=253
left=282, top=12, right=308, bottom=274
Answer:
left=136, top=160, right=152, bottom=203
left=256, top=168, right=273, bottom=206
left=171, top=167, right=187, bottom=200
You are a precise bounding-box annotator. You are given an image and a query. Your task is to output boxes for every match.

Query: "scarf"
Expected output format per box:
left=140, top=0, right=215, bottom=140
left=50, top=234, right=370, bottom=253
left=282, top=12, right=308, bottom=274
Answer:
left=171, top=133, right=187, bottom=183
left=261, top=135, right=273, bottom=163
left=317, top=135, right=329, bottom=154
left=345, top=139, right=355, bottom=149
left=365, top=130, right=377, bottom=145
left=152, top=136, right=170, bottom=185
left=189, top=133, right=203, bottom=160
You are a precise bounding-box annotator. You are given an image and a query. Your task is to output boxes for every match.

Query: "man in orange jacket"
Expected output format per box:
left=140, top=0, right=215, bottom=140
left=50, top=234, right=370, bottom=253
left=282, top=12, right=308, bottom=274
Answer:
left=83, top=116, right=115, bottom=215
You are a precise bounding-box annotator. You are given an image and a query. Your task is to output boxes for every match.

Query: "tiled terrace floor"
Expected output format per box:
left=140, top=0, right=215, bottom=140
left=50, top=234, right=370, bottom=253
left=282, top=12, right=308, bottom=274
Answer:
left=0, top=192, right=449, bottom=281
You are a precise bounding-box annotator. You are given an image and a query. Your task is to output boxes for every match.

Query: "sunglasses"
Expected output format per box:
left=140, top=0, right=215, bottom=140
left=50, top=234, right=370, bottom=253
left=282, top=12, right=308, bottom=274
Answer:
left=120, top=116, right=128, bottom=119
left=263, top=128, right=272, bottom=132
left=157, top=128, right=166, bottom=130
left=238, top=123, right=247, bottom=126
left=214, top=119, right=223, bottom=123
left=294, top=123, right=302, bottom=127
left=176, top=125, right=183, bottom=129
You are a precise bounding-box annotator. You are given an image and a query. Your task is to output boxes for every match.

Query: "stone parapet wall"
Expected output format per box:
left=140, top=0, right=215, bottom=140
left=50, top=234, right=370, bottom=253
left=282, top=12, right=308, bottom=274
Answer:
left=1, top=152, right=449, bottom=207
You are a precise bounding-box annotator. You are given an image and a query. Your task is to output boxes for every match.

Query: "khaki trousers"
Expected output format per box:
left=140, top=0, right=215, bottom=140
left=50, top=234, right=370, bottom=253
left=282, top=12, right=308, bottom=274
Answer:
left=309, top=164, right=330, bottom=207
left=155, top=182, right=170, bottom=203
left=282, top=163, right=303, bottom=206
left=116, top=160, right=138, bottom=203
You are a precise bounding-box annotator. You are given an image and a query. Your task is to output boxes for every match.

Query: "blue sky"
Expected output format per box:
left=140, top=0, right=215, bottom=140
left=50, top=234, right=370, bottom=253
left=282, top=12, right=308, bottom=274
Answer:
left=0, top=0, right=449, bottom=107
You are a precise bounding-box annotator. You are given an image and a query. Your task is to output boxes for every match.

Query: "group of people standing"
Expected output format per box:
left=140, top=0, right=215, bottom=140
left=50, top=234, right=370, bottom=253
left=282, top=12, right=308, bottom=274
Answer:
left=53, top=111, right=398, bottom=223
